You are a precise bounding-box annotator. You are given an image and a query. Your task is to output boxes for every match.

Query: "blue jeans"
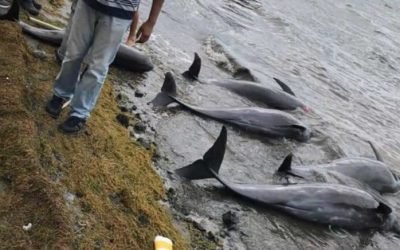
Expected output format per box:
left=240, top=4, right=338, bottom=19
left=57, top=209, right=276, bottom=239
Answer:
left=57, top=0, right=77, bottom=59
left=54, top=0, right=131, bottom=119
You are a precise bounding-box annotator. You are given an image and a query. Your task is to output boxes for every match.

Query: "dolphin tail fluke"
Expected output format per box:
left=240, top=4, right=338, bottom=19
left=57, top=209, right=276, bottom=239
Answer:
left=149, top=72, right=177, bottom=107
left=175, top=126, right=227, bottom=180
left=273, top=78, right=296, bottom=96
left=367, top=141, right=384, bottom=162
left=182, top=52, right=201, bottom=80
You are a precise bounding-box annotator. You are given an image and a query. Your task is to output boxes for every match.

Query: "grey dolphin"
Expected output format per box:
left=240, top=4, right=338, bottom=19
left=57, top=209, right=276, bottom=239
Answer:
left=150, top=72, right=312, bottom=142
left=275, top=143, right=400, bottom=194
left=182, top=53, right=310, bottom=111
left=18, top=21, right=154, bottom=72
left=176, top=126, right=400, bottom=233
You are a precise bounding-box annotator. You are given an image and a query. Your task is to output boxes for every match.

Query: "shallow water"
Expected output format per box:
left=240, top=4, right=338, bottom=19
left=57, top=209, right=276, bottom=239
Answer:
left=115, top=0, right=400, bottom=249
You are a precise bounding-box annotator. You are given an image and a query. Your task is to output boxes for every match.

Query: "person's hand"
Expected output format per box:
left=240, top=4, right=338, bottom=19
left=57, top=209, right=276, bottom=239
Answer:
left=136, top=21, right=155, bottom=43
left=126, top=37, right=136, bottom=47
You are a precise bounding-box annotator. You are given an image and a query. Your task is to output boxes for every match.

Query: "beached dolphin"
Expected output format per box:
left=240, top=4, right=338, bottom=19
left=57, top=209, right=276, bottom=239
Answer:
left=182, top=53, right=310, bottom=111
left=176, top=126, right=400, bottom=233
left=150, top=72, right=312, bottom=142
left=275, top=142, right=400, bottom=194
left=18, top=21, right=154, bottom=72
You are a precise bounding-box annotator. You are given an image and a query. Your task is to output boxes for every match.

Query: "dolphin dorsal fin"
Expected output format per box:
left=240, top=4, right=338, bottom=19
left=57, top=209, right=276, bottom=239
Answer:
left=203, top=126, right=227, bottom=173
left=161, top=72, right=178, bottom=96
left=182, top=52, right=201, bottom=80
left=367, top=141, right=384, bottom=162
left=175, top=126, right=227, bottom=180
left=278, top=153, right=293, bottom=173
left=273, top=78, right=296, bottom=96
left=149, top=72, right=177, bottom=107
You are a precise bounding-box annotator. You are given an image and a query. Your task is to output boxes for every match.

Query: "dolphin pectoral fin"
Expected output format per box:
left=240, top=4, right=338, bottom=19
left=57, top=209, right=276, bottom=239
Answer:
left=182, top=52, right=201, bottom=80
left=289, top=125, right=307, bottom=131
left=273, top=78, right=296, bottom=96
left=175, top=126, right=227, bottom=180
left=276, top=124, right=307, bottom=132
left=367, top=141, right=384, bottom=162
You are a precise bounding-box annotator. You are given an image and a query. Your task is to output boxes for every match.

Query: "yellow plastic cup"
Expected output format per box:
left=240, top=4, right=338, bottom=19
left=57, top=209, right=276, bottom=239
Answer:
left=154, top=235, right=173, bottom=250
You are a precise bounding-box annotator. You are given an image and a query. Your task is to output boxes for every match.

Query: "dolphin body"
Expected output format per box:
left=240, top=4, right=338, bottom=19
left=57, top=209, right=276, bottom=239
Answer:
left=151, top=72, right=312, bottom=142
left=275, top=143, right=400, bottom=194
left=182, top=53, right=310, bottom=111
left=18, top=21, right=154, bottom=72
left=175, top=126, right=400, bottom=233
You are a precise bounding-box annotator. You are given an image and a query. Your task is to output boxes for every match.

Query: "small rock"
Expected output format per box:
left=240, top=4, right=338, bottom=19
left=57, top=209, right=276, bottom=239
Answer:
left=138, top=214, right=150, bottom=226
left=32, top=49, right=47, bottom=59
left=116, top=93, right=129, bottom=103
left=135, top=90, right=145, bottom=98
left=131, top=105, right=137, bottom=111
left=116, top=113, right=130, bottom=128
left=222, top=211, right=239, bottom=230
left=119, top=106, right=128, bottom=112
left=109, top=192, right=123, bottom=205
left=207, top=231, right=217, bottom=241
left=152, top=149, right=161, bottom=161
left=166, top=187, right=175, bottom=197
left=134, top=122, right=146, bottom=133
left=137, top=137, right=151, bottom=149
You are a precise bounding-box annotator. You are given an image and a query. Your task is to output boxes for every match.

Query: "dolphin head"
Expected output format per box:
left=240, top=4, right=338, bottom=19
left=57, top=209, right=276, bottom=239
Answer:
left=391, top=172, right=400, bottom=193
left=293, top=125, right=312, bottom=142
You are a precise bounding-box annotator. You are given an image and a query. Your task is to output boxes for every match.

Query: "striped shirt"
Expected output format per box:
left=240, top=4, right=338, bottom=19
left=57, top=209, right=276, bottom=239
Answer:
left=83, top=0, right=141, bottom=20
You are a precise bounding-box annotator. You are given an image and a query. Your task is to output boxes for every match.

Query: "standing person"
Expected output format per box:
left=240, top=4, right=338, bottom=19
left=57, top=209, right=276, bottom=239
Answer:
left=46, top=0, right=164, bottom=133
left=56, top=0, right=77, bottom=63
left=57, top=0, right=140, bottom=62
